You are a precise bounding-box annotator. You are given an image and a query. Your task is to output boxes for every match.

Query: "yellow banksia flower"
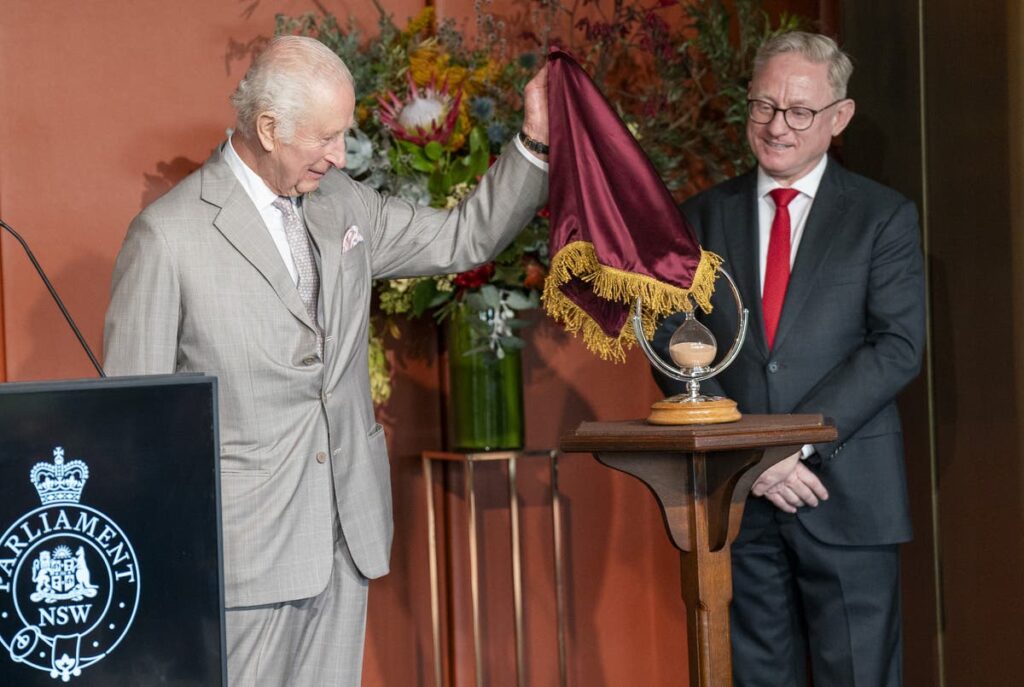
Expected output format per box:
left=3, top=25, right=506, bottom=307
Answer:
left=356, top=104, right=371, bottom=126
left=469, top=62, right=499, bottom=91
left=409, top=42, right=447, bottom=86
left=403, top=7, right=434, bottom=38
left=441, top=64, right=470, bottom=91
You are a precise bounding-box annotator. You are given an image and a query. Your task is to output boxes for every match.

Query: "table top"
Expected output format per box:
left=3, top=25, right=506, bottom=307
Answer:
left=560, top=415, right=837, bottom=453
left=422, top=449, right=558, bottom=463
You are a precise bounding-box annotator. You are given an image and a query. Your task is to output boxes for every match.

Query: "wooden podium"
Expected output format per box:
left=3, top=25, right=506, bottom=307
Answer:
left=560, top=415, right=837, bottom=687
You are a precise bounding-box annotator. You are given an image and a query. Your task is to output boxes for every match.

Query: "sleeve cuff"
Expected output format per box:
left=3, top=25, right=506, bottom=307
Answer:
left=513, top=134, right=549, bottom=172
left=799, top=444, right=816, bottom=460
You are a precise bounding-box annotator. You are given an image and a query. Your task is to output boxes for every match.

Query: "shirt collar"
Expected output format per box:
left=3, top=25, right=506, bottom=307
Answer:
left=224, top=135, right=282, bottom=212
left=756, top=154, right=829, bottom=201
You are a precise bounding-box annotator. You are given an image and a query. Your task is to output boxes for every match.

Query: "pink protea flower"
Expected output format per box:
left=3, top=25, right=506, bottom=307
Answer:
left=377, top=74, right=463, bottom=146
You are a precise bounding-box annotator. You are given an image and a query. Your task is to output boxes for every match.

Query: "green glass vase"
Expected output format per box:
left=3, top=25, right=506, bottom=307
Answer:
left=446, top=307, right=524, bottom=451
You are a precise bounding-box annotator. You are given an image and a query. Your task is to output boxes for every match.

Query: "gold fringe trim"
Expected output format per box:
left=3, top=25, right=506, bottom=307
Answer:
left=542, top=241, right=722, bottom=362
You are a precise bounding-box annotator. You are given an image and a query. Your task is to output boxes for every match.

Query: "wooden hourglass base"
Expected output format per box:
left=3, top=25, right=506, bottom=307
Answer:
left=647, top=397, right=742, bottom=425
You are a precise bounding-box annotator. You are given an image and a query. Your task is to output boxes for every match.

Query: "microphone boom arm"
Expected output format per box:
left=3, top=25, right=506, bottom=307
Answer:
left=0, top=219, right=105, bottom=377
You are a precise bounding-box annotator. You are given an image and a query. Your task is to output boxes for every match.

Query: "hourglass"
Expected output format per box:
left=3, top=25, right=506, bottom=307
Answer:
left=635, top=268, right=749, bottom=424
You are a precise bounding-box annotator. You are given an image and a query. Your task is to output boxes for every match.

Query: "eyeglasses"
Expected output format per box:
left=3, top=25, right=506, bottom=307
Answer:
left=746, top=98, right=845, bottom=131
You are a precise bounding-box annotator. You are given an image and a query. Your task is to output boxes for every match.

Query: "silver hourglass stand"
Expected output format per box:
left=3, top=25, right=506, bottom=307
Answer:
left=634, top=267, right=749, bottom=424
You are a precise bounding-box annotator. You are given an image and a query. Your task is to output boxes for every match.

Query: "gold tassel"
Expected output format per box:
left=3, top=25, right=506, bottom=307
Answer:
left=542, top=241, right=722, bottom=361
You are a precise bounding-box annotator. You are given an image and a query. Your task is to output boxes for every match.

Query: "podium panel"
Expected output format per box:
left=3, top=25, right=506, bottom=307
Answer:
left=0, top=375, right=225, bottom=685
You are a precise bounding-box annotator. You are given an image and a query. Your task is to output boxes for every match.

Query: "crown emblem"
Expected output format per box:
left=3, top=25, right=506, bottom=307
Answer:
left=30, top=447, right=89, bottom=504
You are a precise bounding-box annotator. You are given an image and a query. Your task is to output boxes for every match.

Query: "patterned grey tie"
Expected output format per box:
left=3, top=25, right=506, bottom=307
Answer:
left=272, top=196, right=321, bottom=337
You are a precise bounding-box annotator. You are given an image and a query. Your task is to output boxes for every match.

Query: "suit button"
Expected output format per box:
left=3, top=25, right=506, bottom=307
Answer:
left=767, top=361, right=779, bottom=373
left=302, top=355, right=318, bottom=366
left=315, top=451, right=328, bottom=464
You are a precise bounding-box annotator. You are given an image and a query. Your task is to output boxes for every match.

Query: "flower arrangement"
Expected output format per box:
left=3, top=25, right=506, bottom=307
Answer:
left=275, top=0, right=800, bottom=404
left=277, top=5, right=549, bottom=404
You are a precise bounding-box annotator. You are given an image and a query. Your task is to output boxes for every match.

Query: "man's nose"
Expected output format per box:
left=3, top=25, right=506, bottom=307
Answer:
left=325, top=137, right=347, bottom=169
left=766, top=108, right=791, bottom=136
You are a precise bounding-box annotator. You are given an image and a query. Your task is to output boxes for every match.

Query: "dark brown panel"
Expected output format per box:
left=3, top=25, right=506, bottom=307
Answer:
left=845, top=0, right=1024, bottom=685
left=922, top=1, right=1024, bottom=684
left=840, top=3, right=941, bottom=686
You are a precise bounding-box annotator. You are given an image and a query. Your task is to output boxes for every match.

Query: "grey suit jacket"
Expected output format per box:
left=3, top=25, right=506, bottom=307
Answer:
left=653, top=159, right=925, bottom=546
left=104, top=142, right=547, bottom=606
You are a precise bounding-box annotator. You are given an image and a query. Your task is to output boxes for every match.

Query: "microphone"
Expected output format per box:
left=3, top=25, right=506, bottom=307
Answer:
left=0, top=219, right=105, bottom=377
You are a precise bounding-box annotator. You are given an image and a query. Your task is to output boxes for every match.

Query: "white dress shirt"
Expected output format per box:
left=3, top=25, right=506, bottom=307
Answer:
left=755, top=154, right=828, bottom=295
left=755, top=154, right=829, bottom=460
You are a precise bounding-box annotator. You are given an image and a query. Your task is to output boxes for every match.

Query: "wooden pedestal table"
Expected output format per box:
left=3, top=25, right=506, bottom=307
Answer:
left=560, top=415, right=837, bottom=687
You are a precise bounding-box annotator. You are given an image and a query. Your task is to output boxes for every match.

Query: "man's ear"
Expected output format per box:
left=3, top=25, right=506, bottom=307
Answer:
left=831, top=99, right=856, bottom=137
left=255, top=112, right=277, bottom=152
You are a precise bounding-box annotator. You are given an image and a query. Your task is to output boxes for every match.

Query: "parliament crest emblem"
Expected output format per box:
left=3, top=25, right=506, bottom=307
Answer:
left=0, top=447, right=141, bottom=682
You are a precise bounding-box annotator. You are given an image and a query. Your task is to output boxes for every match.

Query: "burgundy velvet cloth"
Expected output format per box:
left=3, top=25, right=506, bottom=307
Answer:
left=546, top=48, right=705, bottom=338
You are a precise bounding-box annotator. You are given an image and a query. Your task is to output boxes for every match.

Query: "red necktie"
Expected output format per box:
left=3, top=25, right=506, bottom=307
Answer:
left=763, top=188, right=800, bottom=349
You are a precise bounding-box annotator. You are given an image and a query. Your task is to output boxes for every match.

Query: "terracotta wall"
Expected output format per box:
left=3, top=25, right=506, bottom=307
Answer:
left=0, top=1, right=821, bottom=685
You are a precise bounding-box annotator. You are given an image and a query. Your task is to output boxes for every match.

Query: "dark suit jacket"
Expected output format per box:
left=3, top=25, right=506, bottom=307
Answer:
left=653, top=159, right=925, bottom=546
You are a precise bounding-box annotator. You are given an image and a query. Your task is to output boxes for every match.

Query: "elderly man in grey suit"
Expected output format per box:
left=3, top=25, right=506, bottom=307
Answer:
left=104, top=36, right=549, bottom=685
left=653, top=32, right=925, bottom=686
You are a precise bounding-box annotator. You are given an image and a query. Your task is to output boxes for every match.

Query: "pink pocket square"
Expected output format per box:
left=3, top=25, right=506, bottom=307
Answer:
left=342, top=225, right=364, bottom=253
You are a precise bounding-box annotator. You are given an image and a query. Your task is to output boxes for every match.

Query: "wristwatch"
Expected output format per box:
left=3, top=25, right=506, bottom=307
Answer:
left=518, top=130, right=550, bottom=156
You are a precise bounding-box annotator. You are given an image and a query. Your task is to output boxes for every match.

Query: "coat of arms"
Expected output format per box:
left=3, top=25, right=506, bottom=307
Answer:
left=0, top=447, right=141, bottom=682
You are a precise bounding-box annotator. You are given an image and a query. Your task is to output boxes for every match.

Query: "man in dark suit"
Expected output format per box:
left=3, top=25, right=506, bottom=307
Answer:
left=652, top=32, right=925, bottom=686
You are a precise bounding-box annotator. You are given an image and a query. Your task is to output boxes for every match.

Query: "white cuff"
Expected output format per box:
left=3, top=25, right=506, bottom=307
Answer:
left=800, top=444, right=816, bottom=460
left=513, top=134, right=549, bottom=172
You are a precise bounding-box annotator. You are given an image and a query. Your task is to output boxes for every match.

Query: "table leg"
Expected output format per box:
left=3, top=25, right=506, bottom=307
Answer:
left=550, top=451, right=568, bottom=687
left=466, top=458, right=483, bottom=687
left=508, top=455, right=525, bottom=687
left=680, top=453, right=734, bottom=687
left=424, top=456, right=444, bottom=687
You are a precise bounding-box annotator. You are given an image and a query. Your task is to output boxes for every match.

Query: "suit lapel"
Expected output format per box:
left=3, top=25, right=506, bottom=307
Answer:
left=722, top=172, right=769, bottom=359
left=772, top=160, right=847, bottom=350
left=200, top=148, right=315, bottom=331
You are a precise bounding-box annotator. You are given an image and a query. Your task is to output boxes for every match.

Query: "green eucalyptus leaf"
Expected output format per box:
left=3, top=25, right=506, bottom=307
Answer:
left=409, top=150, right=435, bottom=173
left=499, top=336, right=525, bottom=350
left=464, top=292, right=488, bottom=311
left=424, top=141, right=444, bottom=161
left=449, top=163, right=472, bottom=186
left=427, top=291, right=453, bottom=309
left=492, top=264, right=522, bottom=286
left=504, top=291, right=534, bottom=310
left=479, top=285, right=500, bottom=308
left=410, top=280, right=439, bottom=316
left=397, top=139, right=421, bottom=155
left=469, top=126, right=486, bottom=153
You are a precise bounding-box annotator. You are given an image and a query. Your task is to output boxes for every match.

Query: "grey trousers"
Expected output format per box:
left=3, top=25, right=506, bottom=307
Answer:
left=225, top=530, right=369, bottom=686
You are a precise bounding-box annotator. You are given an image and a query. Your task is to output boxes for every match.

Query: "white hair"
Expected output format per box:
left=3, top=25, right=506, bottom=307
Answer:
left=230, top=35, right=354, bottom=142
left=753, top=31, right=854, bottom=99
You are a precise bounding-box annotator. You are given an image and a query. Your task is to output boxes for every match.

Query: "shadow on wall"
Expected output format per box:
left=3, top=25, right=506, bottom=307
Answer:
left=363, top=319, right=444, bottom=687
left=524, top=315, right=621, bottom=685
left=224, top=34, right=269, bottom=76
left=141, top=157, right=203, bottom=209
